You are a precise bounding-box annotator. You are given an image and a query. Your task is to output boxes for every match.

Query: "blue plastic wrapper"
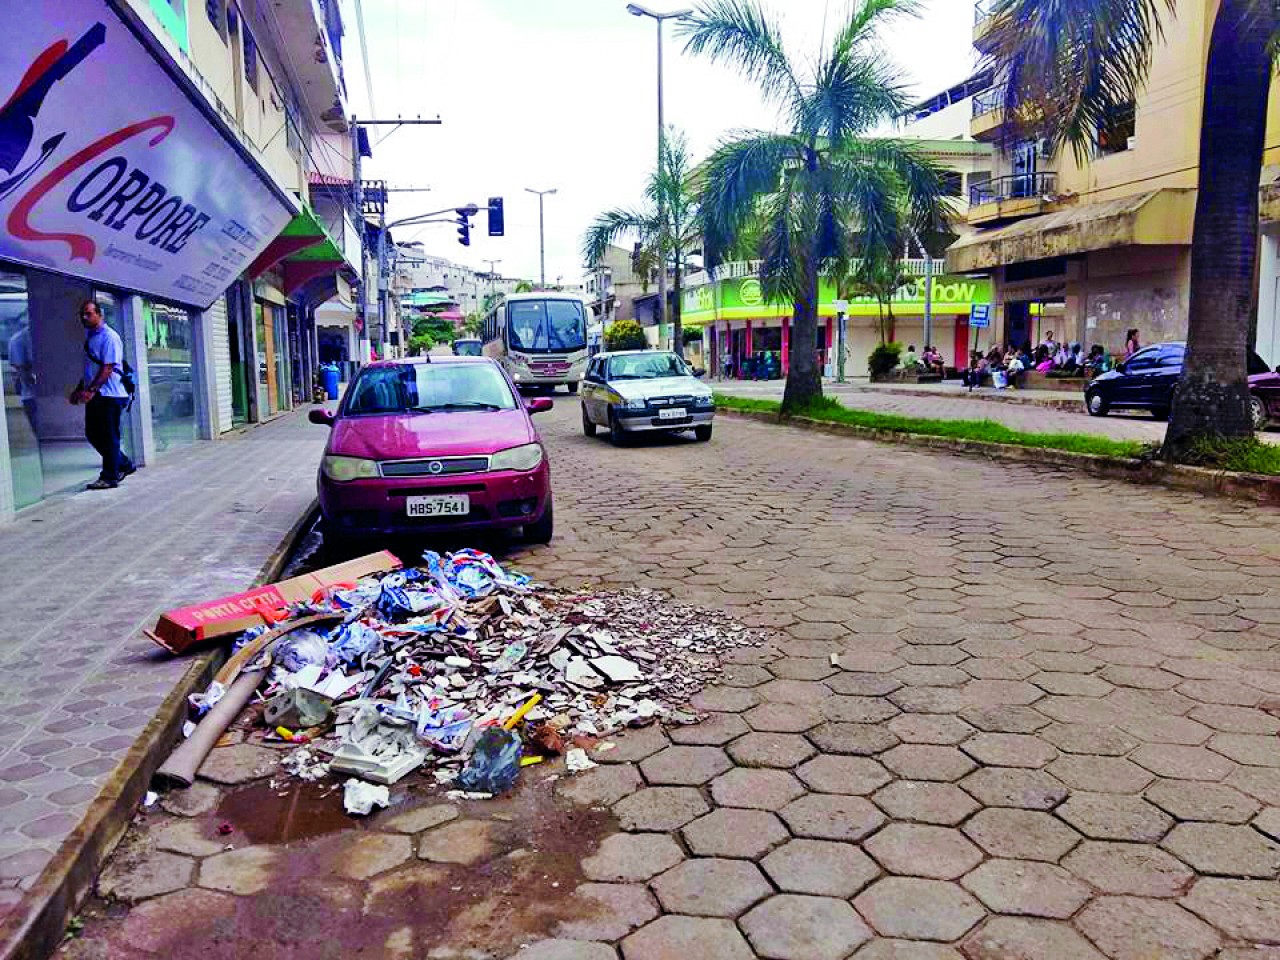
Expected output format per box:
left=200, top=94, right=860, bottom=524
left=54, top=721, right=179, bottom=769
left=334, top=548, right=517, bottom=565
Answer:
left=421, top=549, right=531, bottom=600
left=458, top=727, right=522, bottom=793
left=331, top=621, right=383, bottom=663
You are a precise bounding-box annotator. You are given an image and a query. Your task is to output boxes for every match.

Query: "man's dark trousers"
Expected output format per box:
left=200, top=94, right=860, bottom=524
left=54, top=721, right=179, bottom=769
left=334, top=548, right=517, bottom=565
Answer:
left=85, top=395, right=134, bottom=484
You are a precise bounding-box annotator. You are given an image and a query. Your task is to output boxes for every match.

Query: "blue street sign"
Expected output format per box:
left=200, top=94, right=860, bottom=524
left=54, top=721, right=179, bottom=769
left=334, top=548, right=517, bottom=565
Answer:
left=970, top=303, right=992, bottom=328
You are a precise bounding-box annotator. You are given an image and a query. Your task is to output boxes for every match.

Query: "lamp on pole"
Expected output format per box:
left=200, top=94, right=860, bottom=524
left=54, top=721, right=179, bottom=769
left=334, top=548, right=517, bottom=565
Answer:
left=627, top=3, right=692, bottom=351
left=524, top=188, right=557, bottom=288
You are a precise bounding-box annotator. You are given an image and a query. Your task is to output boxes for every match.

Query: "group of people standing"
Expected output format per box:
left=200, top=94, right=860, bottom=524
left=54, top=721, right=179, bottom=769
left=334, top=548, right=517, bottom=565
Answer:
left=962, top=328, right=1142, bottom=390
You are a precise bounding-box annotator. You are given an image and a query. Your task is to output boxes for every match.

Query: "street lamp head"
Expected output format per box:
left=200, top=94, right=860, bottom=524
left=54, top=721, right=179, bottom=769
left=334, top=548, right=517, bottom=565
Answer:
left=627, top=3, right=693, bottom=18
left=626, top=3, right=648, bottom=15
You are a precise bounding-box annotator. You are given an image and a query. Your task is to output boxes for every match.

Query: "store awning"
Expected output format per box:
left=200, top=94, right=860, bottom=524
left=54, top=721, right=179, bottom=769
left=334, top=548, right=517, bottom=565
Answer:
left=249, top=205, right=340, bottom=278
left=248, top=204, right=357, bottom=299
left=946, top=188, right=1196, bottom=274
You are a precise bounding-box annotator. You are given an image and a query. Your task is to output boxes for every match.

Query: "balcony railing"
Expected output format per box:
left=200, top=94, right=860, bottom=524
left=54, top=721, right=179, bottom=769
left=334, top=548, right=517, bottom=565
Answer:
left=971, top=86, right=1005, bottom=118
left=969, top=172, right=1057, bottom=207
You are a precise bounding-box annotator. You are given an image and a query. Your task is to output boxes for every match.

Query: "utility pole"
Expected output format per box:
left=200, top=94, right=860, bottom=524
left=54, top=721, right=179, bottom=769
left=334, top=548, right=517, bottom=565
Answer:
left=909, top=228, right=934, bottom=353
left=351, top=116, right=368, bottom=359
left=525, top=188, right=556, bottom=288
left=483, top=259, right=502, bottom=308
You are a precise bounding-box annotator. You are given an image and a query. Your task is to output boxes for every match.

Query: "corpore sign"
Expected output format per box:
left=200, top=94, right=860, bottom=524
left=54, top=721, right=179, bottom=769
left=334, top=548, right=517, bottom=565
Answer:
left=0, top=0, right=295, bottom=309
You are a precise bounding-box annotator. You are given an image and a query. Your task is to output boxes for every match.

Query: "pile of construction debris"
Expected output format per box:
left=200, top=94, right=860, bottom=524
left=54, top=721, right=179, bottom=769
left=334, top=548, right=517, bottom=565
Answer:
left=162, top=550, right=769, bottom=814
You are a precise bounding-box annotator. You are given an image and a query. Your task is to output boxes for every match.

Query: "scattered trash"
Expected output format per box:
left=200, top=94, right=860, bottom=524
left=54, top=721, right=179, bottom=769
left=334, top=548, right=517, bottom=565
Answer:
left=343, top=778, right=390, bottom=816
left=165, top=549, right=770, bottom=813
left=216, top=822, right=233, bottom=836
left=142, top=791, right=158, bottom=808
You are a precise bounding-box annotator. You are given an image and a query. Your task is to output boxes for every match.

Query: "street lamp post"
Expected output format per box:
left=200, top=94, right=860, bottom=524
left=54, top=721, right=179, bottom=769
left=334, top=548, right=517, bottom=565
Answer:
left=525, top=188, right=557, bottom=288
left=627, top=3, right=692, bottom=351
left=483, top=258, right=502, bottom=305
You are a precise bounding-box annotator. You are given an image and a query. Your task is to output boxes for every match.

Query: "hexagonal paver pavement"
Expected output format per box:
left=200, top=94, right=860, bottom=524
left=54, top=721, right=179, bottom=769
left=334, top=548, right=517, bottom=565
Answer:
left=622, top=916, right=755, bottom=960
left=581, top=833, right=684, bottom=882
left=853, top=877, right=984, bottom=941
left=962, top=808, right=1081, bottom=861
left=515, top=940, right=617, bottom=960
left=1062, top=840, right=1194, bottom=897
left=650, top=859, right=771, bottom=918
left=1075, top=896, right=1221, bottom=960
left=872, top=780, right=980, bottom=826
left=887, top=714, right=974, bottom=745
left=555, top=883, right=660, bottom=942
left=682, top=808, right=789, bottom=859
left=1144, top=779, right=1261, bottom=824
left=1181, top=877, right=1280, bottom=943
left=613, top=787, right=710, bottom=832
left=417, top=820, right=500, bottom=866
left=1047, top=755, right=1154, bottom=794
left=744, top=703, right=824, bottom=733
left=961, top=733, right=1057, bottom=769
left=639, top=746, right=733, bottom=786
left=668, top=714, right=750, bottom=746
left=727, top=733, right=817, bottom=769
left=778, top=794, right=887, bottom=842
left=959, top=917, right=1107, bottom=959
left=806, top=722, right=900, bottom=756
left=710, top=768, right=805, bottom=810
left=740, top=895, right=873, bottom=960
left=1055, top=792, right=1174, bottom=842
left=864, top=824, right=982, bottom=880
left=960, top=859, right=1090, bottom=919
left=1161, top=822, right=1280, bottom=878
left=796, top=755, right=892, bottom=794
left=960, top=767, right=1068, bottom=810
left=881, top=745, right=977, bottom=782
left=557, top=764, right=644, bottom=807
left=761, top=839, right=880, bottom=897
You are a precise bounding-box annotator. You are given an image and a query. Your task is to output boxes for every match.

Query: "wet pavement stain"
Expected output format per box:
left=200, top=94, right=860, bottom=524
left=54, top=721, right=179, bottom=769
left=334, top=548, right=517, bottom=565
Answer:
left=62, top=771, right=617, bottom=960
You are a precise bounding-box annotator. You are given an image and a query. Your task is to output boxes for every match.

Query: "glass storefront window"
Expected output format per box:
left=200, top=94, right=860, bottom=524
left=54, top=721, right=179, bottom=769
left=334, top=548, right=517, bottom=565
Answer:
left=255, top=299, right=273, bottom=415
left=145, top=301, right=196, bottom=452
left=273, top=309, right=290, bottom=412
left=0, top=269, right=41, bottom=509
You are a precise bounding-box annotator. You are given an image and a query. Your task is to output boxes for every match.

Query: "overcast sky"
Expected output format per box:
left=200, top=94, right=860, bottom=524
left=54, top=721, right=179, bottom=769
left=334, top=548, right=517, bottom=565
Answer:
left=338, top=0, right=976, bottom=285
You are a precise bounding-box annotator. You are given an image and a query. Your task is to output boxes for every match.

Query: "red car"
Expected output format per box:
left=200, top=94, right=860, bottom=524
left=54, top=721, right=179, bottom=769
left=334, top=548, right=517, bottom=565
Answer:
left=309, top=356, right=554, bottom=548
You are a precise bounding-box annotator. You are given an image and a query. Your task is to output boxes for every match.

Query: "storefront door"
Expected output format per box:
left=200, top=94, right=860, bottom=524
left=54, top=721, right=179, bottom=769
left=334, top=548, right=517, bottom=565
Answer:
left=256, top=299, right=276, bottom=415
left=145, top=301, right=196, bottom=452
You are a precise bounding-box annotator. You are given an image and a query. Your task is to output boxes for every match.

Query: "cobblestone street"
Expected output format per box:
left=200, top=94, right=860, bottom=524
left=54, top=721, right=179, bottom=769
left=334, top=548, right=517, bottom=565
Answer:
left=66, top=400, right=1280, bottom=959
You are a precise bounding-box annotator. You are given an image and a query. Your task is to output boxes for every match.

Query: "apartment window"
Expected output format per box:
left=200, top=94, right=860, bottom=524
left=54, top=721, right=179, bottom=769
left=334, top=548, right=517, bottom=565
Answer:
left=206, top=0, right=227, bottom=39
left=243, top=23, right=260, bottom=92
left=939, top=171, right=963, bottom=198
left=1097, top=102, right=1136, bottom=156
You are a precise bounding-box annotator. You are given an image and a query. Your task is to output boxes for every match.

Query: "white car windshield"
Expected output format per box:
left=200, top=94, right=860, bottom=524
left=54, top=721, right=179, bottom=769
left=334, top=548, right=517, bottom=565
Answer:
left=346, top=363, right=517, bottom=415
left=609, top=353, right=691, bottom=380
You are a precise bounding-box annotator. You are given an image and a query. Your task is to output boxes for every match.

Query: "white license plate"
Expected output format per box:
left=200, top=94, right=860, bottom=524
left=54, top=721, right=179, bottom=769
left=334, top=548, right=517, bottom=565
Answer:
left=658, top=407, right=687, bottom=421
left=406, top=495, right=470, bottom=518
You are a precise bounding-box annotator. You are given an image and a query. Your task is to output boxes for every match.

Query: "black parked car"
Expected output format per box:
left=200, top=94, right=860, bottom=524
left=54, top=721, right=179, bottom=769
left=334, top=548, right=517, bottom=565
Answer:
left=1085, top=342, right=1271, bottom=420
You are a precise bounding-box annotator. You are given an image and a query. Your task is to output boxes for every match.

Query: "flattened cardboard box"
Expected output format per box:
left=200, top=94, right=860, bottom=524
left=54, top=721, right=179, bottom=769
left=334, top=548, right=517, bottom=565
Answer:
left=152, top=551, right=402, bottom=654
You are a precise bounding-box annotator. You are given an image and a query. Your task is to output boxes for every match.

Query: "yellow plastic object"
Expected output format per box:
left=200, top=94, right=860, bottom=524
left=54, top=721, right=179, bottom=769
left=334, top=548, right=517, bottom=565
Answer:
left=520, top=756, right=545, bottom=767
left=275, top=726, right=296, bottom=741
left=503, top=693, right=543, bottom=730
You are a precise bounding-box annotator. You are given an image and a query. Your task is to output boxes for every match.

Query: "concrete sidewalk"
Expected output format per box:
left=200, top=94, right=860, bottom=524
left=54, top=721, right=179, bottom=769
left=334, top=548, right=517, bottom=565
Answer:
left=0, top=408, right=328, bottom=926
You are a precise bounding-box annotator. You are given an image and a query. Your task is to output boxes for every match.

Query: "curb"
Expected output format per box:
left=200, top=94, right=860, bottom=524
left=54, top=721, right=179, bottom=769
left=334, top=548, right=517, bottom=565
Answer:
left=0, top=501, right=320, bottom=960
left=719, top=408, right=1280, bottom=506
left=847, top=384, right=1085, bottom=412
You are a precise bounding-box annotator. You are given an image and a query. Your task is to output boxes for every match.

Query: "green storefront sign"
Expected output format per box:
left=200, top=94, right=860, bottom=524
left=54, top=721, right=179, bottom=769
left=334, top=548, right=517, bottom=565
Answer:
left=681, top=274, right=992, bottom=324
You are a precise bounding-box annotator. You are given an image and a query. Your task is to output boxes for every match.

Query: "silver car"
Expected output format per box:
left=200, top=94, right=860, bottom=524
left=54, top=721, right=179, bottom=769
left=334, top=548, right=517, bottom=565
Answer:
left=580, top=350, right=715, bottom=445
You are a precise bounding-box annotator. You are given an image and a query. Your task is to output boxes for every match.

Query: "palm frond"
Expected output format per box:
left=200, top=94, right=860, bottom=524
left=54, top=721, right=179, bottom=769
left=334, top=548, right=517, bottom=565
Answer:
left=581, top=207, right=659, bottom=268
left=803, top=52, right=911, bottom=143
left=982, top=0, right=1175, bottom=162
left=697, top=132, right=804, bottom=270
left=828, top=0, right=921, bottom=66
left=678, top=0, right=804, bottom=108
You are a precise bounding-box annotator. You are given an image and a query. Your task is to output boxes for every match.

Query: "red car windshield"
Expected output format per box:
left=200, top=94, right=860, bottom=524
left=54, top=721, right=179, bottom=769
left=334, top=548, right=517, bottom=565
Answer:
left=345, top=363, right=518, bottom=415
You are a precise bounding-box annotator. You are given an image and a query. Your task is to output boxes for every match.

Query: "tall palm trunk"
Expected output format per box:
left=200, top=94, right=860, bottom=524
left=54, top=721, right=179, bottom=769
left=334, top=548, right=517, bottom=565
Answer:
left=783, top=256, right=823, bottom=411
left=1164, top=0, right=1277, bottom=457
left=672, top=247, right=685, bottom=359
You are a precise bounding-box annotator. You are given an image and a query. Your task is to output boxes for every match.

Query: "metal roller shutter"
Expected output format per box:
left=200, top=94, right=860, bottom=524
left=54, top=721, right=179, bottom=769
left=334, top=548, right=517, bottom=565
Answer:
left=209, top=294, right=233, bottom=432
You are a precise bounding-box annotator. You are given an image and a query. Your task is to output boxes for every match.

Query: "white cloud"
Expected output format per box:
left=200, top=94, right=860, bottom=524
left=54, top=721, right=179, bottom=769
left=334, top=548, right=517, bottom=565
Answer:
left=342, top=0, right=974, bottom=284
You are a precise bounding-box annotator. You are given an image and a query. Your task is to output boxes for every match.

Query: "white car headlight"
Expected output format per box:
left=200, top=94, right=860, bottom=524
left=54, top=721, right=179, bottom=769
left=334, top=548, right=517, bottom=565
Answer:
left=322, top=455, right=379, bottom=482
left=620, top=397, right=647, bottom=410
left=489, top=443, right=544, bottom=472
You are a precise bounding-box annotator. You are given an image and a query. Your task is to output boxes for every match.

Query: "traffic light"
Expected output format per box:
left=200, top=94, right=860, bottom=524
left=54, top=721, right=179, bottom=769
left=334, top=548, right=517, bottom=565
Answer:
left=487, top=197, right=505, bottom=237
left=455, top=209, right=471, bottom=247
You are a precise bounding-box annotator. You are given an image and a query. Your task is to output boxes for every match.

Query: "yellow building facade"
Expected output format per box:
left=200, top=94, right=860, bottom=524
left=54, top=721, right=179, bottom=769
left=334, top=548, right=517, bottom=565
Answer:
left=948, top=0, right=1280, bottom=361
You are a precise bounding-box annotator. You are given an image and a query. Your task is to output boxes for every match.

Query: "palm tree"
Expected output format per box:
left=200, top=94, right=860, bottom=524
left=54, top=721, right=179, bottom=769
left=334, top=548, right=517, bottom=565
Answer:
left=982, top=0, right=1278, bottom=458
left=582, top=129, right=702, bottom=357
left=679, top=0, right=947, bottom=412
left=841, top=253, right=911, bottom=345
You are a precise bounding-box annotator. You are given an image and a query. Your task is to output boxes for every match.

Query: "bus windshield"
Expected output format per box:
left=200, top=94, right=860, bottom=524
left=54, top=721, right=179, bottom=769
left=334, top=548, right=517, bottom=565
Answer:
left=507, top=299, right=586, bottom=353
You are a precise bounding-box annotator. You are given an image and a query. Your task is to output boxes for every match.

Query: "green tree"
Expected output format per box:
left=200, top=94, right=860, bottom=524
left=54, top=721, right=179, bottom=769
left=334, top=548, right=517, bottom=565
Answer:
left=840, top=253, right=911, bottom=346
left=604, top=319, right=649, bottom=352
left=463, top=312, right=484, bottom=337
left=679, top=0, right=946, bottom=412
left=582, top=128, right=702, bottom=358
left=982, top=0, right=1278, bottom=458
left=514, top=281, right=534, bottom=294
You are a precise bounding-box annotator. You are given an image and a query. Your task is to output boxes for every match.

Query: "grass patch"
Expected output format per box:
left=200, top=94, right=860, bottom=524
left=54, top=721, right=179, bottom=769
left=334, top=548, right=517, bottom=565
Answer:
left=1183, top=436, right=1280, bottom=476
left=714, top=392, right=1148, bottom=460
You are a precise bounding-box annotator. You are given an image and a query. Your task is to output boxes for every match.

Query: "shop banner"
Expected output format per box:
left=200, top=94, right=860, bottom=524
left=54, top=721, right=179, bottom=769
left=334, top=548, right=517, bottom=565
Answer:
left=0, top=0, right=295, bottom=309
left=683, top=274, right=993, bottom=321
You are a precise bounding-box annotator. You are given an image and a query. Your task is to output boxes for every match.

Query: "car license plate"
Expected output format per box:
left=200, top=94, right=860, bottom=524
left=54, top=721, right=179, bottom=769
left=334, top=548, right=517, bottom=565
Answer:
left=406, top=495, right=469, bottom=518
left=658, top=407, right=686, bottom=421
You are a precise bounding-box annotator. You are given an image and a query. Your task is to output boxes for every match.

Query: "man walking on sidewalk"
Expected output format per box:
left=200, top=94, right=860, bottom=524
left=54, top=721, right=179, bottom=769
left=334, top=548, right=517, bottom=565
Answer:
left=71, top=300, right=135, bottom=490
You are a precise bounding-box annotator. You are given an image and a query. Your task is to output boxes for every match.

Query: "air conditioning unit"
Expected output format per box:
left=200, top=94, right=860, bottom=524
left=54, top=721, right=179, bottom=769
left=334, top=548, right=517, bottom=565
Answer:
left=1127, top=136, right=1138, bottom=151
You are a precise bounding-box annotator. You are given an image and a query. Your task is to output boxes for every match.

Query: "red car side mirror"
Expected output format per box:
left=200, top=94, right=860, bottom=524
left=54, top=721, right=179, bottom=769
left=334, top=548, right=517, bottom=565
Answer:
left=309, top=408, right=336, bottom=427
left=526, top=397, right=554, bottom=414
